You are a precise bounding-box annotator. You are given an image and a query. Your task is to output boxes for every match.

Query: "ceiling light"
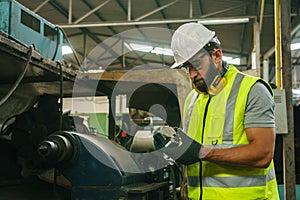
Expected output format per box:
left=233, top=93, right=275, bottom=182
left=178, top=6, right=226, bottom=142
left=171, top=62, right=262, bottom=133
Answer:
left=62, top=45, right=73, bottom=55
left=128, top=43, right=173, bottom=56
left=198, top=17, right=249, bottom=25
left=128, top=43, right=153, bottom=52
left=291, top=42, right=300, bottom=51
left=292, top=89, right=300, bottom=95
left=151, top=47, right=173, bottom=56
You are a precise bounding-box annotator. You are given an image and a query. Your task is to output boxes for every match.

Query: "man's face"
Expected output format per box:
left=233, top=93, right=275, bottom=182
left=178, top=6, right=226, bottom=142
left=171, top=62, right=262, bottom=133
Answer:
left=183, top=49, right=219, bottom=93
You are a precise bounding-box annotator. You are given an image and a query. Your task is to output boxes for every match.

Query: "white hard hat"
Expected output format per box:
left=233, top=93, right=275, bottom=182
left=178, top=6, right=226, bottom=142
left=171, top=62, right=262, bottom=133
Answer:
left=171, top=22, right=215, bottom=68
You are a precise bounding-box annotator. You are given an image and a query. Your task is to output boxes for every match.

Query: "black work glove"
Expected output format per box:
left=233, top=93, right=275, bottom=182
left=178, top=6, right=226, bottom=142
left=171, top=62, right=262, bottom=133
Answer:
left=153, top=132, right=170, bottom=149
left=154, top=128, right=203, bottom=165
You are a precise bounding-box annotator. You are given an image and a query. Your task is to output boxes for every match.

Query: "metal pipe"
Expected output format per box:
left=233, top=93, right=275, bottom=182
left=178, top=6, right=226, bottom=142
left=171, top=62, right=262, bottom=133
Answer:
left=263, top=59, right=269, bottom=81
left=128, top=0, right=131, bottom=21
left=83, top=32, right=87, bottom=59
left=281, top=0, right=296, bottom=199
left=253, top=21, right=257, bottom=53
left=122, top=40, right=125, bottom=68
left=259, top=0, right=265, bottom=32
left=240, top=5, right=247, bottom=53
left=275, top=0, right=281, bottom=88
left=189, top=0, right=193, bottom=18
left=255, top=20, right=261, bottom=76
left=264, top=22, right=300, bottom=60
left=60, top=16, right=250, bottom=28
left=68, top=0, right=72, bottom=24
left=251, top=19, right=261, bottom=75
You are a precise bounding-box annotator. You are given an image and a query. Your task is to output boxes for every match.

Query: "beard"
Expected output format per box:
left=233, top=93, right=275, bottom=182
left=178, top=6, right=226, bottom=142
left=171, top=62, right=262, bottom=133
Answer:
left=193, top=78, right=208, bottom=93
left=192, top=59, right=219, bottom=93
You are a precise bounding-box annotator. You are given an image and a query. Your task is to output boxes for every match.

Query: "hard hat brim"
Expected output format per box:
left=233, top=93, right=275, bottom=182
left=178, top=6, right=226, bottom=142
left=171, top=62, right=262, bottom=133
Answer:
left=170, top=62, right=182, bottom=69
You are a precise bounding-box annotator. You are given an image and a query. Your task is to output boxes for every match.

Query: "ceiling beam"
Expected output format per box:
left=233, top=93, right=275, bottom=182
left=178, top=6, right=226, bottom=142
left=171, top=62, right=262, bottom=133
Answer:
left=240, top=5, right=248, bottom=56
left=134, top=0, right=178, bottom=21
left=68, top=0, right=72, bottom=24
left=259, top=0, right=265, bottom=32
left=48, top=0, right=126, bottom=70
left=34, top=0, right=50, bottom=12
left=198, top=0, right=204, bottom=16
left=127, top=0, right=131, bottom=21
left=74, top=0, right=111, bottom=24
left=155, top=0, right=172, bottom=41
left=189, top=0, right=193, bottom=18
left=200, top=3, right=249, bottom=18
left=114, top=0, right=152, bottom=66
left=80, top=0, right=134, bottom=68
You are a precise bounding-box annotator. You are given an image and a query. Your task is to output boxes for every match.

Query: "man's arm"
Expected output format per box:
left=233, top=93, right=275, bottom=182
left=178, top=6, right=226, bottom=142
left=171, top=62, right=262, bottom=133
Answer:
left=201, top=127, right=276, bottom=168
left=156, top=82, right=276, bottom=167
left=202, top=81, right=276, bottom=168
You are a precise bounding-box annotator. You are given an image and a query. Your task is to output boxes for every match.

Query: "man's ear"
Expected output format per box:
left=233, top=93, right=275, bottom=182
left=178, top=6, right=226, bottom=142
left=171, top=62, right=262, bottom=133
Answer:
left=212, top=49, right=222, bottom=64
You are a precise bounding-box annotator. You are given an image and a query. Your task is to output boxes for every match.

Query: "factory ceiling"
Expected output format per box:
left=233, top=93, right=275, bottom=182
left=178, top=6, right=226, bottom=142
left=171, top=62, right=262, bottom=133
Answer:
left=16, top=0, right=300, bottom=85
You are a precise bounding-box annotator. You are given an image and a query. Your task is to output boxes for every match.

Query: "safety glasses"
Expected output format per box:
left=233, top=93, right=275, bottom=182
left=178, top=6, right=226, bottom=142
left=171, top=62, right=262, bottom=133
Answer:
left=179, top=50, right=210, bottom=73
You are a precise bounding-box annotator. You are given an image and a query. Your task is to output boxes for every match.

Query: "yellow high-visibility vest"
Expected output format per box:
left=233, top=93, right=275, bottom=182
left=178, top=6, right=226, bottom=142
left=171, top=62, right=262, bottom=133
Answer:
left=183, top=65, right=279, bottom=200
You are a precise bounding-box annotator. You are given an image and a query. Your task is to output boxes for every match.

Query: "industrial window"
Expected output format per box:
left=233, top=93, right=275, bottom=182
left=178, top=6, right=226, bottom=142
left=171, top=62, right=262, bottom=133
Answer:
left=20, top=10, right=40, bottom=33
left=44, top=24, right=57, bottom=41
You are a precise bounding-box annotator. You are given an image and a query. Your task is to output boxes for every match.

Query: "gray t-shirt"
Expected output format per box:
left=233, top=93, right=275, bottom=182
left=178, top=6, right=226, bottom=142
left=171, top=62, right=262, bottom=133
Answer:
left=244, top=81, right=275, bottom=128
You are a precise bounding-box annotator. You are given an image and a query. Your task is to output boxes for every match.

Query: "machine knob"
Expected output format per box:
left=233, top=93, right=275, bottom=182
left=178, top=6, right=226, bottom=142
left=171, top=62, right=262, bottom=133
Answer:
left=38, top=141, right=59, bottom=157
left=38, top=132, right=78, bottom=168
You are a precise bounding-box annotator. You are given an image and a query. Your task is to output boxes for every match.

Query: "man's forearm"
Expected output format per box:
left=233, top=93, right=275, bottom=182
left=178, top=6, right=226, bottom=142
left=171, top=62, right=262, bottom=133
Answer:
left=201, top=145, right=272, bottom=169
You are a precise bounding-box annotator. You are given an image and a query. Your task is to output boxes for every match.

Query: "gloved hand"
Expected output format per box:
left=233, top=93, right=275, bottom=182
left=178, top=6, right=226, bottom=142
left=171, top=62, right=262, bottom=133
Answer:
left=153, top=126, right=175, bottom=149
left=154, top=127, right=203, bottom=165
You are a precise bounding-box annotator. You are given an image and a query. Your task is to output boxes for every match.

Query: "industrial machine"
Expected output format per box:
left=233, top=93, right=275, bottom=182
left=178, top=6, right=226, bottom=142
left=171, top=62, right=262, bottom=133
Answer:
left=0, top=1, right=187, bottom=199
left=0, top=0, right=63, bottom=61
left=0, top=7, right=189, bottom=196
left=0, top=17, right=189, bottom=197
left=37, top=131, right=175, bottom=199
left=0, top=87, right=184, bottom=199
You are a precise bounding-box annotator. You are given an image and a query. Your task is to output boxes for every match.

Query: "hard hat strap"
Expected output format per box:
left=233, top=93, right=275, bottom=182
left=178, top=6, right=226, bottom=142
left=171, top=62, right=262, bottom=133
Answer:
left=220, top=61, right=229, bottom=78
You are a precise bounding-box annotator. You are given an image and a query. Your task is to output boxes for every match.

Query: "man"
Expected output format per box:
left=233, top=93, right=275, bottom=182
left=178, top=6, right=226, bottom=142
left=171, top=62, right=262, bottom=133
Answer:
left=163, top=22, right=279, bottom=199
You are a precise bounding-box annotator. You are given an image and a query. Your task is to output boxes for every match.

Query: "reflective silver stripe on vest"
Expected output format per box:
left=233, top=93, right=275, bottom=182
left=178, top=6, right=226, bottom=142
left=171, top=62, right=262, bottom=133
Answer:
left=188, top=167, right=276, bottom=188
left=267, top=167, right=276, bottom=182
left=208, top=143, right=243, bottom=149
left=184, top=92, right=199, bottom=133
left=222, top=73, right=245, bottom=144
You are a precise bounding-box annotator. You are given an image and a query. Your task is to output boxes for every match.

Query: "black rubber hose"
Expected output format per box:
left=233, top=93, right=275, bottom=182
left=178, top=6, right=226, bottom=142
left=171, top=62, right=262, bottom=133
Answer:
left=56, top=61, right=64, bottom=131
left=51, top=26, right=60, bottom=61
left=57, top=26, right=84, bottom=71
left=0, top=45, right=34, bottom=106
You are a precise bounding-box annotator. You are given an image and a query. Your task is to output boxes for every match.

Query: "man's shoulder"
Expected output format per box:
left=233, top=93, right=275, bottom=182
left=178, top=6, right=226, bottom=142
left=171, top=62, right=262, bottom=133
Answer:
left=247, top=81, right=274, bottom=108
left=250, top=81, right=273, bottom=96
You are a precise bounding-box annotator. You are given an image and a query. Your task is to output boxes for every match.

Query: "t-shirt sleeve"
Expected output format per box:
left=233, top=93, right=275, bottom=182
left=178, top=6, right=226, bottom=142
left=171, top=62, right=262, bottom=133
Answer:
left=244, top=81, right=275, bottom=128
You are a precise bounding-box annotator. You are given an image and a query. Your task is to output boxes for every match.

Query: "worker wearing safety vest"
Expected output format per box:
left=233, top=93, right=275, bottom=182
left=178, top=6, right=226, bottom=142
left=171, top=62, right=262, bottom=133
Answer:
left=159, top=23, right=279, bottom=199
